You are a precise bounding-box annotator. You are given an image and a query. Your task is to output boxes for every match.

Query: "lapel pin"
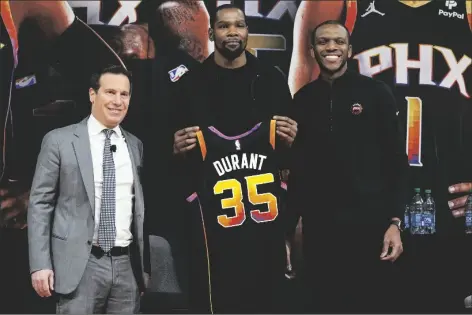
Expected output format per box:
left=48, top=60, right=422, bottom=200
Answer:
left=351, top=103, right=363, bottom=115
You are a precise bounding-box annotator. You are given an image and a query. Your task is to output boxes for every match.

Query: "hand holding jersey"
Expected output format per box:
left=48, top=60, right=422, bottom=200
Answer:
left=173, top=126, right=200, bottom=155
left=173, top=116, right=297, bottom=156
left=273, top=115, right=298, bottom=147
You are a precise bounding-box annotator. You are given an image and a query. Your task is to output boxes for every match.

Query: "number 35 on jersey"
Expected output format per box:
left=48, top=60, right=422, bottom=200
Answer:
left=188, top=120, right=283, bottom=229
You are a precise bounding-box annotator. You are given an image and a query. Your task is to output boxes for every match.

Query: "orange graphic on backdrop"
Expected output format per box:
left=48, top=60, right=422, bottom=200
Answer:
left=0, top=1, right=18, bottom=67
left=406, top=97, right=423, bottom=167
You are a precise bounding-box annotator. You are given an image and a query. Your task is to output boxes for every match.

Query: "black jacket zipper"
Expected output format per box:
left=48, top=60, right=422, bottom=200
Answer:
left=250, top=74, right=260, bottom=101
left=329, top=85, right=333, bottom=132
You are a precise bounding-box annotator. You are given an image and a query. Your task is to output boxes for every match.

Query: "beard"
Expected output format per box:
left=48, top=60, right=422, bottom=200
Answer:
left=314, top=52, right=348, bottom=75
left=215, top=39, right=247, bottom=61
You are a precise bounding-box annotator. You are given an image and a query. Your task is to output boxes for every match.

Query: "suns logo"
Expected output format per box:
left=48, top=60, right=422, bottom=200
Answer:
left=351, top=103, right=363, bottom=115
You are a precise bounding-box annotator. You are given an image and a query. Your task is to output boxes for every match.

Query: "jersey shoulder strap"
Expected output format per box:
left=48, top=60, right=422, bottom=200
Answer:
left=269, top=119, right=276, bottom=150
left=196, top=129, right=207, bottom=161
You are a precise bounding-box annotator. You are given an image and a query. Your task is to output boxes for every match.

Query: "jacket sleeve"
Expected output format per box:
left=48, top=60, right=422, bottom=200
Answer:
left=268, top=66, right=294, bottom=118
left=27, top=131, right=60, bottom=273
left=376, top=81, right=410, bottom=220
left=168, top=69, right=198, bottom=134
left=266, top=67, right=296, bottom=170
left=140, top=141, right=151, bottom=274
left=284, top=90, right=306, bottom=236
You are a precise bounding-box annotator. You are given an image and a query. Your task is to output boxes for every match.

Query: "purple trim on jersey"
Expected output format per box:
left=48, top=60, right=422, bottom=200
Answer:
left=187, top=192, right=198, bottom=202
left=281, top=181, right=287, bottom=191
left=208, top=122, right=262, bottom=140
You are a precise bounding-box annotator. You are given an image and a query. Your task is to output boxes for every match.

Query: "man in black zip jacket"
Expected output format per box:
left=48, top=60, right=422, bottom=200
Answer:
left=289, top=20, right=409, bottom=313
left=170, top=4, right=297, bottom=313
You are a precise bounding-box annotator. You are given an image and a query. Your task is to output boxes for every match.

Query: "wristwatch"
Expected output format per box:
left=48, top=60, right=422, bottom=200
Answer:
left=390, top=219, right=403, bottom=232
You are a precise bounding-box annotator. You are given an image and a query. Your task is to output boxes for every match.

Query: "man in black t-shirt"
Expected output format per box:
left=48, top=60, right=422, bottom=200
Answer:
left=171, top=4, right=297, bottom=149
left=170, top=4, right=297, bottom=313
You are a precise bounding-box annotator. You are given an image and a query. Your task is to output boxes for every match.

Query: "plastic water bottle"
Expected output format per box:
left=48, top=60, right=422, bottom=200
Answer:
left=465, top=194, right=472, bottom=234
left=423, top=189, right=436, bottom=234
left=410, top=188, right=423, bottom=235
left=403, top=204, right=410, bottom=230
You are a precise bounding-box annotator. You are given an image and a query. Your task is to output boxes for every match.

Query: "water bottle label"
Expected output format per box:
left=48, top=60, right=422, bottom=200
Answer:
left=423, top=213, right=433, bottom=227
left=415, top=214, right=422, bottom=227
left=410, top=213, right=416, bottom=228
left=466, top=214, right=472, bottom=227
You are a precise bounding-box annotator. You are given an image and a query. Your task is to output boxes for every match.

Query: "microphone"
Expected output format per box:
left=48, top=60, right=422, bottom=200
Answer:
left=110, top=145, right=117, bottom=153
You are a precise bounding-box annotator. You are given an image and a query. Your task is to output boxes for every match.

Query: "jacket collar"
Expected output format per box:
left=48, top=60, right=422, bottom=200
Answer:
left=316, top=68, right=356, bottom=86
left=202, top=50, right=261, bottom=72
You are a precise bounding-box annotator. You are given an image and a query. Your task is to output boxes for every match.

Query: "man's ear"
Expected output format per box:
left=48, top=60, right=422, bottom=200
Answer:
left=209, top=27, right=214, bottom=42
left=89, top=88, right=96, bottom=104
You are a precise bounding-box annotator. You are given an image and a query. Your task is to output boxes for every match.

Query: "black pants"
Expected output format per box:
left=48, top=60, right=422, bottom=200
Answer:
left=401, top=233, right=471, bottom=313
left=302, top=224, right=400, bottom=313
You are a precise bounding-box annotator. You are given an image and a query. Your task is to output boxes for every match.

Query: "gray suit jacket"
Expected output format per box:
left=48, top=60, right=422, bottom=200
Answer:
left=28, top=117, right=148, bottom=294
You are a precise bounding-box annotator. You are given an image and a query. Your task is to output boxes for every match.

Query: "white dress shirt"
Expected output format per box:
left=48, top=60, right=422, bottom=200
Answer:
left=88, top=115, right=134, bottom=248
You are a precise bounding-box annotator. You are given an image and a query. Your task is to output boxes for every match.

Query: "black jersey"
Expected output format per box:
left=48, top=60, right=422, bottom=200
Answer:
left=346, top=0, right=472, bottom=233
left=187, top=120, right=287, bottom=313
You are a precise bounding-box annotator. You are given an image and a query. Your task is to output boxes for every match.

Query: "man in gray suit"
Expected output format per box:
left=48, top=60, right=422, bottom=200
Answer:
left=27, top=65, right=150, bottom=314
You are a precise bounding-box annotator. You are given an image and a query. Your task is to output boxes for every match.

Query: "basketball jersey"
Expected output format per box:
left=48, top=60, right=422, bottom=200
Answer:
left=346, top=0, right=472, bottom=232
left=187, top=120, right=287, bottom=313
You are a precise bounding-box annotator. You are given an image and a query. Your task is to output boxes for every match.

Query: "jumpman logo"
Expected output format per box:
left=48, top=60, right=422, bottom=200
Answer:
left=361, top=0, right=385, bottom=17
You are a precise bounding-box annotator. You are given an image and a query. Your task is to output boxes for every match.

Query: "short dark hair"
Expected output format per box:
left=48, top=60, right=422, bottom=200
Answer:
left=210, top=4, right=247, bottom=27
left=311, top=20, right=351, bottom=46
left=89, top=65, right=133, bottom=94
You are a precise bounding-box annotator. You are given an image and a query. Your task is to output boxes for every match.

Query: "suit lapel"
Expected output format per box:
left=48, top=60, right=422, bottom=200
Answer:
left=72, top=118, right=95, bottom=214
